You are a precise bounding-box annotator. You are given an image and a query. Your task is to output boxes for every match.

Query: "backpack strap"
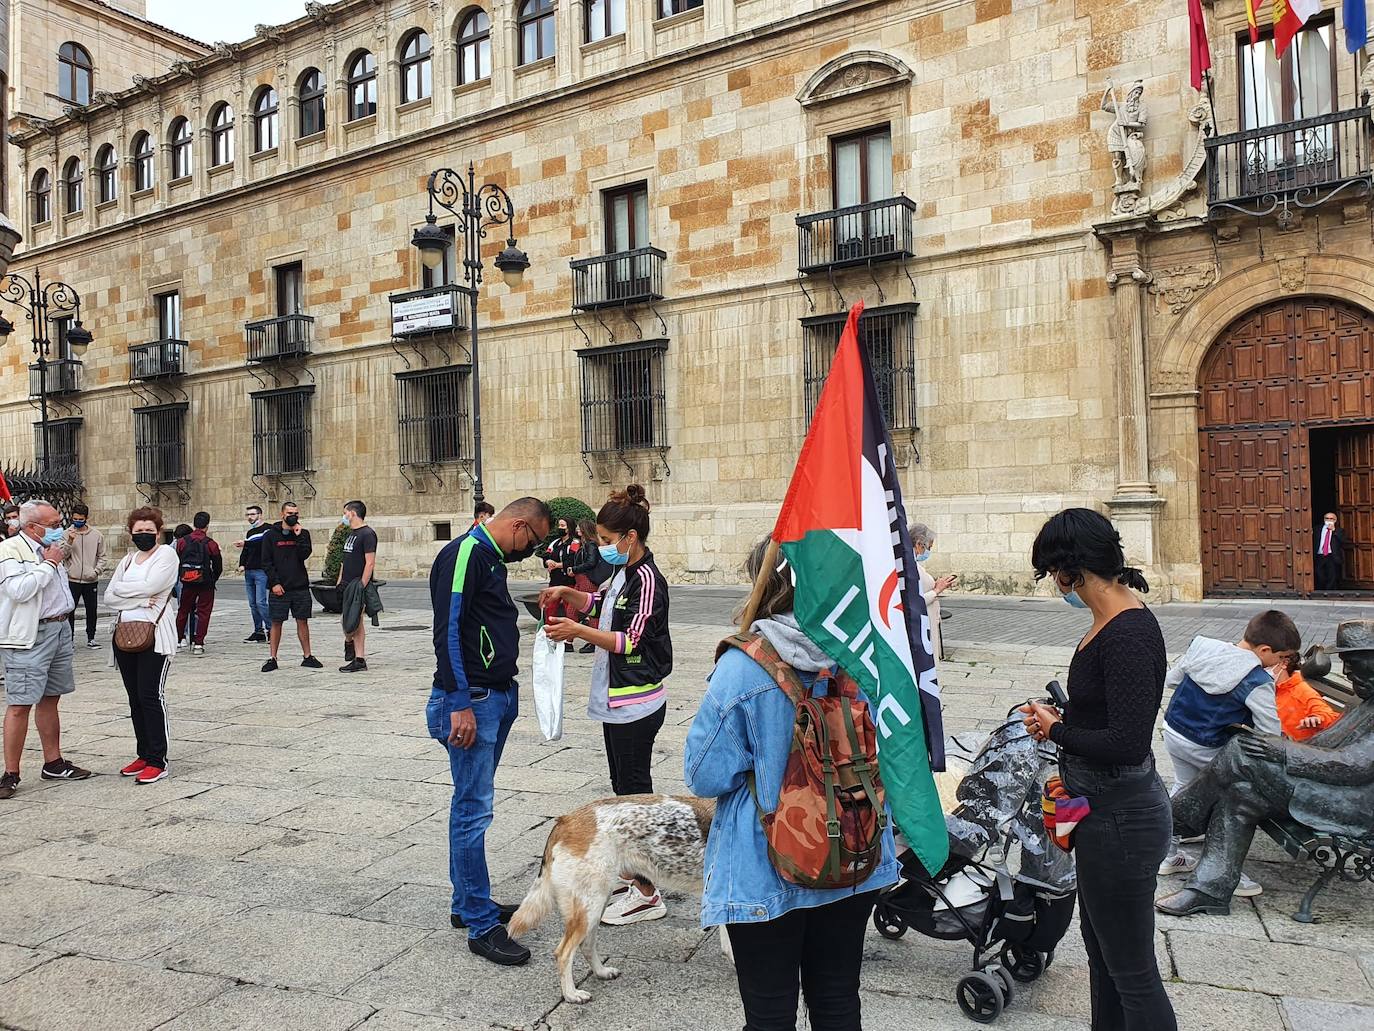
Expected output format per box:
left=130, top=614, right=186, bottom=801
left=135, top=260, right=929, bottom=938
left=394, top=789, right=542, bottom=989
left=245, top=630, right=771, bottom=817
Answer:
left=838, top=700, right=888, bottom=836
left=715, top=631, right=810, bottom=707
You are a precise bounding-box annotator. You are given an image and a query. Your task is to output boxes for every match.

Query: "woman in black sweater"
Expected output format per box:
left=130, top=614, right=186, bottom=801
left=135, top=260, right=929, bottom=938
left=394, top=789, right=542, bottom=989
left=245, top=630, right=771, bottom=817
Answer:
left=1020, top=508, right=1177, bottom=1031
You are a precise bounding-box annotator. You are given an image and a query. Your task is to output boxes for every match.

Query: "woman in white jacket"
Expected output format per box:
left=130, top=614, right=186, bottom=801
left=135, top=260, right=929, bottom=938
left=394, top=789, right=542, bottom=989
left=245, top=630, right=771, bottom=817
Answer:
left=909, top=522, right=955, bottom=662
left=103, top=506, right=179, bottom=784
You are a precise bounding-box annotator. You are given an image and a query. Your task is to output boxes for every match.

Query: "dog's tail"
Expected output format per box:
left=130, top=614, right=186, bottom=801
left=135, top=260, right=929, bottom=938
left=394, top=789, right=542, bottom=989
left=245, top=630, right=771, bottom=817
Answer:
left=508, top=821, right=561, bottom=937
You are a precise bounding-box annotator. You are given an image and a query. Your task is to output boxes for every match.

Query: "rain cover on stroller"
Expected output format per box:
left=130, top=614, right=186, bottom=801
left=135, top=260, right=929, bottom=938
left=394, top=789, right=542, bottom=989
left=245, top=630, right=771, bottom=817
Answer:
left=943, top=717, right=1076, bottom=893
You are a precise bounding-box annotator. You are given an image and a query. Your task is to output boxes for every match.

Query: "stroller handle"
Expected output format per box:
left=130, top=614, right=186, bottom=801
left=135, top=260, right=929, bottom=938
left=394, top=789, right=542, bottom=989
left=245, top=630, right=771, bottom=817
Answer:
left=1005, top=680, right=1068, bottom=720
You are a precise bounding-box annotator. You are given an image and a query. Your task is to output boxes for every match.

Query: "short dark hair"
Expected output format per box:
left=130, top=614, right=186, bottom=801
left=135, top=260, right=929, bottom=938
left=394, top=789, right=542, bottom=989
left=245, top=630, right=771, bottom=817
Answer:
left=474, top=501, right=495, bottom=519
left=1243, top=610, right=1301, bottom=656
left=193, top=511, right=210, bottom=529
left=597, top=484, right=651, bottom=541
left=126, top=506, right=164, bottom=532
left=280, top=501, right=298, bottom=513
left=499, top=497, right=552, bottom=530
left=2, top=504, right=17, bottom=516
left=246, top=504, right=262, bottom=514
left=1031, top=507, right=1149, bottom=593
left=72, top=503, right=90, bottom=517
left=345, top=500, right=367, bottom=521
left=173, top=523, right=192, bottom=539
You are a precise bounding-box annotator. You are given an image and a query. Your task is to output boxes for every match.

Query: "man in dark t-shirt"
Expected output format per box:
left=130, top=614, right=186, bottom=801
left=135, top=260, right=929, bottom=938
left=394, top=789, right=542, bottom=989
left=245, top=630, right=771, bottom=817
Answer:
left=338, top=499, right=377, bottom=673
left=260, top=501, right=321, bottom=673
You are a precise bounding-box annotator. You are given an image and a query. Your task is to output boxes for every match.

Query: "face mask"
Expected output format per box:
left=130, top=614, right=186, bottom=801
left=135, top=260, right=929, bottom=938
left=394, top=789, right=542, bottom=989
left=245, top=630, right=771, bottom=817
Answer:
left=5, top=519, right=17, bottom=530
left=504, top=526, right=538, bottom=563
left=340, top=516, right=351, bottom=527
left=72, top=520, right=86, bottom=528
left=132, top=532, right=158, bottom=552
left=284, top=514, right=300, bottom=526
left=1062, top=589, right=1089, bottom=609
left=915, top=551, right=930, bottom=563
left=600, top=538, right=630, bottom=566
left=42, top=527, right=65, bottom=547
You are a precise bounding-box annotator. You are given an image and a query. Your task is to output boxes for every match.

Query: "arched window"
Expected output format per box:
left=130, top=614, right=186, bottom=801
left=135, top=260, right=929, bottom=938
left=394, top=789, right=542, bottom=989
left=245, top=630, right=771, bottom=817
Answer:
left=518, top=0, right=555, bottom=65
left=253, top=86, right=279, bottom=152
left=209, top=102, right=234, bottom=167
left=57, top=42, right=93, bottom=104
left=62, top=157, right=83, bottom=214
left=95, top=144, right=117, bottom=203
left=399, top=30, right=432, bottom=103
left=132, top=131, right=154, bottom=191
left=586, top=0, right=624, bottom=42
left=31, top=169, right=51, bottom=224
left=456, top=9, right=491, bottom=84
left=659, top=0, right=702, bottom=15
left=347, top=51, right=378, bottom=121
left=169, top=117, right=193, bottom=179
left=298, top=69, right=325, bottom=136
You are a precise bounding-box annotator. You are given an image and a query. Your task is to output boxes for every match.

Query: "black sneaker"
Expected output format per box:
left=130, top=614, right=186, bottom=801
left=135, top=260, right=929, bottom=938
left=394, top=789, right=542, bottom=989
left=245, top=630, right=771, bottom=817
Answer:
left=301, top=655, right=323, bottom=669
left=451, top=904, right=518, bottom=929
left=40, top=758, right=92, bottom=781
left=261, top=658, right=279, bottom=672
left=0, top=772, right=18, bottom=799
left=344, top=640, right=356, bottom=663
left=244, top=632, right=266, bottom=643
left=339, top=658, right=368, bottom=673
left=467, top=925, right=530, bottom=966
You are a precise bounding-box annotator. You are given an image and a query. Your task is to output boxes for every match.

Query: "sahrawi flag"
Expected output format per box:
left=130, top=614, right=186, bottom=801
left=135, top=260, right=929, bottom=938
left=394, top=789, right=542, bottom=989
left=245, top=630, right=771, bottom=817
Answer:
left=772, top=300, right=949, bottom=877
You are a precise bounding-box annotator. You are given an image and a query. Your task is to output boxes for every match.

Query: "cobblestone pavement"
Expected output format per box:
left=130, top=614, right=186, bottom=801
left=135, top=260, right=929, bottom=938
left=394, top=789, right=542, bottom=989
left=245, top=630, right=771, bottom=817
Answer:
left=0, top=587, right=1370, bottom=1030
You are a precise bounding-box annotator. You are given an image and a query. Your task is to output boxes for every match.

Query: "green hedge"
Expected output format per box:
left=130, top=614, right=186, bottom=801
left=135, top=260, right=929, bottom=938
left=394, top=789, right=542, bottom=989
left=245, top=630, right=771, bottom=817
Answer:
left=546, top=496, right=596, bottom=540
left=322, top=523, right=350, bottom=583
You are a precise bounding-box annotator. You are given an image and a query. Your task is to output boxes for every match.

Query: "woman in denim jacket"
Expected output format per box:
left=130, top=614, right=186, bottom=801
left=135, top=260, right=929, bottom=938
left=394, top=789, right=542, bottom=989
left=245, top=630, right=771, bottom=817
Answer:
left=685, top=538, right=898, bottom=1031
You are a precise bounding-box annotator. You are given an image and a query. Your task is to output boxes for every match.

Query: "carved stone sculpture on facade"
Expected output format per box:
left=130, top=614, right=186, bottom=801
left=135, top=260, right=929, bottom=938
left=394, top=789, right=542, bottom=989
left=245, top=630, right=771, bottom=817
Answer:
left=1102, top=80, right=1147, bottom=214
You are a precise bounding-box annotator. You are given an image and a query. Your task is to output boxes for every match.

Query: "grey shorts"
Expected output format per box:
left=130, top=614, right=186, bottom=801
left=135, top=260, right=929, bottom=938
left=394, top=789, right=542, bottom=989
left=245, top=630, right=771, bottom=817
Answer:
left=3, top=621, right=76, bottom=707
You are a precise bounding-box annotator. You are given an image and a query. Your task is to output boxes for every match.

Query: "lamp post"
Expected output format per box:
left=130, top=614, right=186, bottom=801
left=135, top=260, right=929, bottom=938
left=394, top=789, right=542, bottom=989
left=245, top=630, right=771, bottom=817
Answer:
left=412, top=163, right=528, bottom=506
left=0, top=270, right=93, bottom=471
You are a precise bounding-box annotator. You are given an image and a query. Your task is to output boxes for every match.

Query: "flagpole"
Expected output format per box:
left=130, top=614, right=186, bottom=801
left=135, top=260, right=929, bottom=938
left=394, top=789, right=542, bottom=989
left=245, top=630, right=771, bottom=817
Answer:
left=738, top=537, right=781, bottom=631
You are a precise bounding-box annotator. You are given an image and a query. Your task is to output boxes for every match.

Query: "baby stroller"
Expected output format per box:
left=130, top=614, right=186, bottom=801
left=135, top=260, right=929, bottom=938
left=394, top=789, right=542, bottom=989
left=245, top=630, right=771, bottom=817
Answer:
left=873, top=682, right=1078, bottom=1024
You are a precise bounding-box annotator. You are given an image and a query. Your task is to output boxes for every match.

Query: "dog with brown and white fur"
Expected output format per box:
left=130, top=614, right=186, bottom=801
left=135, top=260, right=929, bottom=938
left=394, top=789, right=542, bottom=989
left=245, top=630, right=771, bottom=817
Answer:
left=509, top=793, right=716, bottom=1003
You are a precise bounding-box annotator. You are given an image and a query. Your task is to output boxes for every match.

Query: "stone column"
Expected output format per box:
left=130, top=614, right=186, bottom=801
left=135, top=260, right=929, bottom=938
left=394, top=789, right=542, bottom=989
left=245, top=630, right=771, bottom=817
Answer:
left=278, top=55, right=296, bottom=172
left=492, top=2, right=514, bottom=107
left=323, top=38, right=340, bottom=157
left=116, top=108, right=132, bottom=218
left=378, top=15, right=398, bottom=140
left=431, top=0, right=455, bottom=124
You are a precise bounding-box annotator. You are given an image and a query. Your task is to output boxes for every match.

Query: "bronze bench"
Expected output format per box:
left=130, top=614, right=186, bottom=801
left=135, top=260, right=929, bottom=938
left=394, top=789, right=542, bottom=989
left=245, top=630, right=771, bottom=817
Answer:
left=1259, top=815, right=1374, bottom=923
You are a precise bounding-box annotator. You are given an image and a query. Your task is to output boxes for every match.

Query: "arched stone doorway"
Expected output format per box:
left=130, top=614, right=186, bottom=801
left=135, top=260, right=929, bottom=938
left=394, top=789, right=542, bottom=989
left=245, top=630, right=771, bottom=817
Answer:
left=1198, top=298, right=1374, bottom=596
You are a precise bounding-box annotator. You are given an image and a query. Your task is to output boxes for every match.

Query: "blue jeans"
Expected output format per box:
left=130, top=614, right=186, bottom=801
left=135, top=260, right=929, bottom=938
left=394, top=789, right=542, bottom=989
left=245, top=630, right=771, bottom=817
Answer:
left=244, top=570, right=269, bottom=634
left=426, top=683, right=518, bottom=938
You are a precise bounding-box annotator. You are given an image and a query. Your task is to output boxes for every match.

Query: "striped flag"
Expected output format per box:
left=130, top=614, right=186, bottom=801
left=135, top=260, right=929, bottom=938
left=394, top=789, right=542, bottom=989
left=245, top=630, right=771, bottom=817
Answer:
left=772, top=301, right=949, bottom=878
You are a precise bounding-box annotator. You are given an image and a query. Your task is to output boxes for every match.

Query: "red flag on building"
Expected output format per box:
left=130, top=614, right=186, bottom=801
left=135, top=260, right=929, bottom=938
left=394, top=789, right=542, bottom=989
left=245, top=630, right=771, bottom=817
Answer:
left=1274, top=0, right=1322, bottom=55
left=0, top=469, right=12, bottom=503
left=1246, top=0, right=1262, bottom=43
left=1189, top=0, right=1213, bottom=89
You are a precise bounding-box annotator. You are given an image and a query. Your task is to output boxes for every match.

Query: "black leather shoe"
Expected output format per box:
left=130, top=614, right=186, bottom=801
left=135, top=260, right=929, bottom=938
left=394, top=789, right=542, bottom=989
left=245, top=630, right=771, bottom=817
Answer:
left=451, top=904, right=518, bottom=929
left=1155, top=888, right=1230, bottom=917
left=468, top=924, right=530, bottom=966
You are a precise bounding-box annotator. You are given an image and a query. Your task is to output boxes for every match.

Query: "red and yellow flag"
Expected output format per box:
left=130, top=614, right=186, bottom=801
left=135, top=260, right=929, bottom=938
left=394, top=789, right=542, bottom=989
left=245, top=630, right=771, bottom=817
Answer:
left=1274, top=0, right=1322, bottom=55
left=1246, top=0, right=1261, bottom=44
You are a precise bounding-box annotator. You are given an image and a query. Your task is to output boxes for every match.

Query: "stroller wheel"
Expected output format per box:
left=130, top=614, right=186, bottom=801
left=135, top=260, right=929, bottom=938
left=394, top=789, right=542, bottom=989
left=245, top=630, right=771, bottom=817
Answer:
left=873, top=904, right=909, bottom=940
left=989, top=965, right=1015, bottom=1008
left=956, top=971, right=1004, bottom=1024
left=1000, top=943, right=1046, bottom=983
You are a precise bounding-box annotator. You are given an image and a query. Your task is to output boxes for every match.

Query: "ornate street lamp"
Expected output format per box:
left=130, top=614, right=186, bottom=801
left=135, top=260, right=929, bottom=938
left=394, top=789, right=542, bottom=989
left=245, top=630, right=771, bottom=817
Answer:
left=0, top=271, right=93, bottom=471
left=412, top=163, right=529, bottom=505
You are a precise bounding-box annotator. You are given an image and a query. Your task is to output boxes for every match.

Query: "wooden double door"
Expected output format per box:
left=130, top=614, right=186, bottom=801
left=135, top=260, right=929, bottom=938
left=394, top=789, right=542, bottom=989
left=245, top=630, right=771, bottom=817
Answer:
left=1199, top=299, right=1374, bottom=595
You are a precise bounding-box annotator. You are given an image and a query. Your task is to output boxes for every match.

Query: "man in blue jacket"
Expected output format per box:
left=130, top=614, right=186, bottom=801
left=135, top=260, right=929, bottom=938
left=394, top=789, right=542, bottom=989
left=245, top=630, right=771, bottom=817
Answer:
left=426, top=497, right=550, bottom=966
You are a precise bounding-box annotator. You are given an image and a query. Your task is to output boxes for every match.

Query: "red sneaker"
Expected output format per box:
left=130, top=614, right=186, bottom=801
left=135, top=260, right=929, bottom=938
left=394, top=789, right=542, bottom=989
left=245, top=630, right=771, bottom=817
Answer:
left=134, top=765, right=167, bottom=785
left=120, top=759, right=148, bottom=777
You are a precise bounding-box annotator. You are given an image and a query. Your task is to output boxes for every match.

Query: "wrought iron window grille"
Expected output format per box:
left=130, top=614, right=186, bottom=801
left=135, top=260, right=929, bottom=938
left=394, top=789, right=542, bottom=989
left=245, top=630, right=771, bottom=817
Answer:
left=800, top=303, right=919, bottom=432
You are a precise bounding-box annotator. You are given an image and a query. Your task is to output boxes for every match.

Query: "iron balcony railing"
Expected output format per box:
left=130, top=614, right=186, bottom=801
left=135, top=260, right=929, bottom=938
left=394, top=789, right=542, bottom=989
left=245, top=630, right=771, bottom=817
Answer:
left=1206, top=107, right=1374, bottom=217
left=244, top=314, right=313, bottom=362
left=571, top=247, right=667, bottom=310
left=797, top=195, right=917, bottom=274
left=389, top=283, right=470, bottom=337
left=129, top=339, right=189, bottom=380
left=29, top=358, right=82, bottom=398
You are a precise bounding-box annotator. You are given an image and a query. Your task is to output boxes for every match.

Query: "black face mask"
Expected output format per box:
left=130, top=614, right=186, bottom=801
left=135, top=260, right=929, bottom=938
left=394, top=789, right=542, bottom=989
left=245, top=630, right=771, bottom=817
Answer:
left=284, top=514, right=300, bottom=526
left=132, top=533, right=158, bottom=552
left=505, top=527, right=538, bottom=563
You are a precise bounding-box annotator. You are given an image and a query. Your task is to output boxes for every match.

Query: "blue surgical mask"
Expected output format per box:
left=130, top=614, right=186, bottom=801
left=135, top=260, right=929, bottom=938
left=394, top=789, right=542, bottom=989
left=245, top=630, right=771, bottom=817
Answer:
left=1063, top=589, right=1089, bottom=609
left=340, top=516, right=351, bottom=527
left=599, top=539, right=629, bottom=566
left=915, top=551, right=930, bottom=563
left=42, top=527, right=65, bottom=546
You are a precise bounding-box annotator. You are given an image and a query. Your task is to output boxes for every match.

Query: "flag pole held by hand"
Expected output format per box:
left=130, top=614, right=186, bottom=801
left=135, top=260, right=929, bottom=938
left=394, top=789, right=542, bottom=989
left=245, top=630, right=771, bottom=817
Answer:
left=738, top=537, right=781, bottom=632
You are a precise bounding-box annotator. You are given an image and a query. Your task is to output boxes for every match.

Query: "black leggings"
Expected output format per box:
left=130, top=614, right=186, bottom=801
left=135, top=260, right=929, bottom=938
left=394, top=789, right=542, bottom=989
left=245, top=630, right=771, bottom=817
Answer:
left=69, top=581, right=98, bottom=641
left=601, top=703, right=666, bottom=795
left=726, top=891, right=877, bottom=1031
left=114, top=646, right=171, bottom=768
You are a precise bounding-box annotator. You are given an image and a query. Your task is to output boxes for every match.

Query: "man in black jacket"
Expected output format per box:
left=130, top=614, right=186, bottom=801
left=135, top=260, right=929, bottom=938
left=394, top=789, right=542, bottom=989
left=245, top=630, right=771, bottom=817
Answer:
left=1315, top=512, right=1346, bottom=591
left=235, top=504, right=271, bottom=643
left=260, top=501, right=322, bottom=672
left=425, top=496, right=549, bottom=966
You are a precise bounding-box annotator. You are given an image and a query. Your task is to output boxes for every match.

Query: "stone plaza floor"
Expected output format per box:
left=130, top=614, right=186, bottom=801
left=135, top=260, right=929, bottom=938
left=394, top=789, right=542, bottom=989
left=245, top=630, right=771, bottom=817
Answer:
left=0, top=586, right=1371, bottom=1030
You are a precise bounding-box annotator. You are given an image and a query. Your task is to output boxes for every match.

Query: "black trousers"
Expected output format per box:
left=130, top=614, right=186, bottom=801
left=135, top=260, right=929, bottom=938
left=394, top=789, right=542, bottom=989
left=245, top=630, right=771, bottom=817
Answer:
left=114, top=646, right=171, bottom=768
left=69, top=581, right=98, bottom=641
left=1315, top=555, right=1343, bottom=590
left=602, top=703, right=666, bottom=795
left=726, top=891, right=877, bottom=1031
left=1063, top=756, right=1178, bottom=1031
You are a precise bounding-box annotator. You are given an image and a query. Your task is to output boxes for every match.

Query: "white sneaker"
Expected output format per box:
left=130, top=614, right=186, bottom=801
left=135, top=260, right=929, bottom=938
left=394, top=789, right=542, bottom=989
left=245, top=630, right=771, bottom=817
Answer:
left=1158, top=851, right=1199, bottom=876
left=1233, top=873, right=1263, bottom=898
left=600, top=882, right=667, bottom=926
left=192, top=644, right=205, bottom=657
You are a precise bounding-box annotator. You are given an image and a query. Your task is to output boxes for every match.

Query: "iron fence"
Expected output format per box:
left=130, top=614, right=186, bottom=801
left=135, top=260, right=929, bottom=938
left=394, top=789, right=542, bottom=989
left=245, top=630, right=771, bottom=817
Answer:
left=134, top=404, right=188, bottom=484
left=396, top=365, right=471, bottom=465
left=250, top=386, right=313, bottom=475
left=129, top=340, right=189, bottom=380
left=31, top=418, right=82, bottom=474
left=245, top=314, right=313, bottom=362
left=801, top=303, right=919, bottom=431
left=28, top=358, right=82, bottom=398
left=578, top=339, right=668, bottom=453
left=571, top=247, right=666, bottom=310
left=797, top=196, right=917, bottom=273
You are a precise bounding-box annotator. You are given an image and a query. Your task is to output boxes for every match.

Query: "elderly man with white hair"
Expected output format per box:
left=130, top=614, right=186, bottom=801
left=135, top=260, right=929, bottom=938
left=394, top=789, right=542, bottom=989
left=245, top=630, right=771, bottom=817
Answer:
left=0, top=499, right=90, bottom=800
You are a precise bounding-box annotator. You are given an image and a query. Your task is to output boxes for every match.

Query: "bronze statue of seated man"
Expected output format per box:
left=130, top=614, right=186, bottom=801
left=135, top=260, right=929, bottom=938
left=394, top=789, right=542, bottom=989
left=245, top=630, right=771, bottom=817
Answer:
left=1157, top=618, right=1374, bottom=917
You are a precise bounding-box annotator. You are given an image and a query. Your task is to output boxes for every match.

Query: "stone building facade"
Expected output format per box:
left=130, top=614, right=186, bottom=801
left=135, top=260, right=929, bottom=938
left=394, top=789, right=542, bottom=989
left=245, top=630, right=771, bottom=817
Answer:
left=5, top=0, right=1373, bottom=598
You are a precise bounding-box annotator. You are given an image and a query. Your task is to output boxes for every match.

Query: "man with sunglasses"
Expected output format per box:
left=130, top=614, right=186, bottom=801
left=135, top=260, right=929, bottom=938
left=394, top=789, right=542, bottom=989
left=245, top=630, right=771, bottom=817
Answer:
left=234, top=505, right=271, bottom=643
left=425, top=497, right=550, bottom=967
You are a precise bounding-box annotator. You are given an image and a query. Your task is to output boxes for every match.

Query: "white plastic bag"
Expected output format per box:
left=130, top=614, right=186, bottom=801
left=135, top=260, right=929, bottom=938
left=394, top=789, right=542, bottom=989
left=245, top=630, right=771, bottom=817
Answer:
left=531, top=627, right=565, bottom=742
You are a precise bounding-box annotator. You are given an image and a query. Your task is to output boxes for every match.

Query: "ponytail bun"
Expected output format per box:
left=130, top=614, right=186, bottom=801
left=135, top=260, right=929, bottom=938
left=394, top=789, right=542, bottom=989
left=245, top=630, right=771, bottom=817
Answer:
left=1117, top=566, right=1150, bottom=593
left=598, top=484, right=652, bottom=540
left=624, top=484, right=650, bottom=511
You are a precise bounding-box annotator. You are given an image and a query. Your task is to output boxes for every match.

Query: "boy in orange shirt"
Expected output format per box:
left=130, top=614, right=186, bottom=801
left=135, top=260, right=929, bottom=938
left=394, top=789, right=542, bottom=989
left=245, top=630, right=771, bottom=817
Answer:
left=1275, top=658, right=1341, bottom=741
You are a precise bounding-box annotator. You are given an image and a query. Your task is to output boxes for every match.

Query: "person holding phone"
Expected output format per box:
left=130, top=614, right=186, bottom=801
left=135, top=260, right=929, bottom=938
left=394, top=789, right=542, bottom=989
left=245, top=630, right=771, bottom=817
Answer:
left=908, top=522, right=955, bottom=662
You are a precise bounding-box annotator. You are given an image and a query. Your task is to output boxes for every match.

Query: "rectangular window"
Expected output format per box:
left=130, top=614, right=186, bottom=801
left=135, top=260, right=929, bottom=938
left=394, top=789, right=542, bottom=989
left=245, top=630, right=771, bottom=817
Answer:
left=801, top=304, right=918, bottom=431
left=156, top=291, right=181, bottom=339
left=134, top=404, right=188, bottom=484
left=396, top=366, right=471, bottom=465
left=421, top=225, right=457, bottom=288
left=831, top=126, right=893, bottom=209
left=33, top=418, right=81, bottom=472
left=1239, top=20, right=1335, bottom=130
left=603, top=182, right=650, bottom=253
left=251, top=386, right=313, bottom=475
left=275, top=262, right=304, bottom=316
left=52, top=316, right=73, bottom=360
left=578, top=340, right=668, bottom=453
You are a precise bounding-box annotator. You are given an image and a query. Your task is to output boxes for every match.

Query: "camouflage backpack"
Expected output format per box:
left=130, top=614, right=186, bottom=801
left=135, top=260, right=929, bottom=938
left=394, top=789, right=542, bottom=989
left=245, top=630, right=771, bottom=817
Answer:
left=716, top=632, right=887, bottom=890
